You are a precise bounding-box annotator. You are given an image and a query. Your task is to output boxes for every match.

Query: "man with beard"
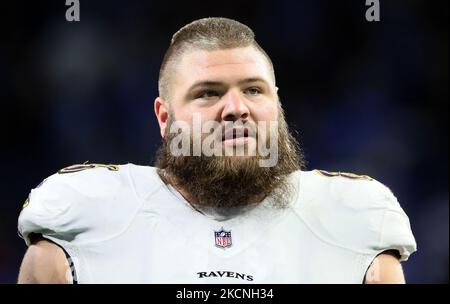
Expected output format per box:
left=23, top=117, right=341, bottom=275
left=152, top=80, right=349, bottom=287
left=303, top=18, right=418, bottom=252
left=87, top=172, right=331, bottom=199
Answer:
left=17, top=18, right=416, bottom=284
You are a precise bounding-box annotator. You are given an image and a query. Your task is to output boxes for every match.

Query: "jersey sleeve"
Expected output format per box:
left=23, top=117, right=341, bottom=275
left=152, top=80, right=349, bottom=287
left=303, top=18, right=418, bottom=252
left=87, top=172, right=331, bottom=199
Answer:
left=297, top=171, right=417, bottom=262
left=332, top=175, right=417, bottom=261
left=363, top=180, right=417, bottom=261
left=18, top=164, right=139, bottom=246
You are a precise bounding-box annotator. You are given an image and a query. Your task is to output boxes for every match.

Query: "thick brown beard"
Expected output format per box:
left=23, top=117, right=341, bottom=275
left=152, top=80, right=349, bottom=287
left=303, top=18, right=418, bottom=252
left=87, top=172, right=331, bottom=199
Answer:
left=154, top=108, right=305, bottom=215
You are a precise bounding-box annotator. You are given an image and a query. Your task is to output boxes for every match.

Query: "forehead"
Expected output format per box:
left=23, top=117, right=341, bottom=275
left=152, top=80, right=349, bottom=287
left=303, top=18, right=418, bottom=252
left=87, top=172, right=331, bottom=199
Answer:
left=173, top=46, right=274, bottom=92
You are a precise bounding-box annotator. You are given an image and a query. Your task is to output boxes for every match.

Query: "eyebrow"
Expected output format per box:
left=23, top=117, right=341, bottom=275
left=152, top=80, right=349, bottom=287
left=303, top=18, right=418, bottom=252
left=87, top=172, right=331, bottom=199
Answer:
left=186, top=77, right=270, bottom=93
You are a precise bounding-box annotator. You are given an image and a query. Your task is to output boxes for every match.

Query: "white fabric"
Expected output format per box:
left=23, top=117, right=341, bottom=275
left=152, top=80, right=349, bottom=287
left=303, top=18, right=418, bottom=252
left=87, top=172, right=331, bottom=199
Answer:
left=18, top=164, right=417, bottom=283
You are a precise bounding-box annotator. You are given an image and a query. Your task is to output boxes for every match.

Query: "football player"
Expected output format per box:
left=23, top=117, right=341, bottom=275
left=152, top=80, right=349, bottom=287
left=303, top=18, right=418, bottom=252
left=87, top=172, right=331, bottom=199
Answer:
left=17, top=17, right=416, bottom=284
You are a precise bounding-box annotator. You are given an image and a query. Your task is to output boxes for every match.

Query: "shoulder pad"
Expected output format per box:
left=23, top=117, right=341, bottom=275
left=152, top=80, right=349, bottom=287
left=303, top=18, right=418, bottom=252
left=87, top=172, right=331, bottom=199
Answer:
left=18, top=163, right=142, bottom=246
left=295, top=170, right=417, bottom=261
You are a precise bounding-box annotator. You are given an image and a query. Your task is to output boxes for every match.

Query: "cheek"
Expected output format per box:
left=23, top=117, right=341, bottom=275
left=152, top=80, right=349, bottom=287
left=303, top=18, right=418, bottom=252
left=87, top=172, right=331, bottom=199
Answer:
left=251, top=102, right=279, bottom=123
left=171, top=110, right=191, bottom=123
left=171, top=107, right=218, bottom=131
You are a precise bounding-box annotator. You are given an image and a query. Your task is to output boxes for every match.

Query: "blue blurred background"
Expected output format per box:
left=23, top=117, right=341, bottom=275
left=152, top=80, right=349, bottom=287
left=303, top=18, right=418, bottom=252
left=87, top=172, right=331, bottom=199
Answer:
left=0, top=0, right=448, bottom=283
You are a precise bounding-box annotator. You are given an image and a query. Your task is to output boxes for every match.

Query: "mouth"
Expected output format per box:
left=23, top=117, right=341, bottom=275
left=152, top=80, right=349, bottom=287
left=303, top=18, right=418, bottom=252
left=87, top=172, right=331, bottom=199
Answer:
left=222, top=128, right=254, bottom=146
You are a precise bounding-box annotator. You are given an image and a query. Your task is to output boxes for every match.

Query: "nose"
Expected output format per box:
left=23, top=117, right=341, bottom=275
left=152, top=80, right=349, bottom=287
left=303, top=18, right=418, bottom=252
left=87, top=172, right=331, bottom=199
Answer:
left=221, top=90, right=250, bottom=121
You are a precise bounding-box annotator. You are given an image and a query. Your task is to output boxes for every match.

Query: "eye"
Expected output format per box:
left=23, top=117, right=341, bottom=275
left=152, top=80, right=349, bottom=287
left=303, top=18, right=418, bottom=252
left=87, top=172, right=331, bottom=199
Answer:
left=197, top=90, right=220, bottom=99
left=244, top=87, right=262, bottom=96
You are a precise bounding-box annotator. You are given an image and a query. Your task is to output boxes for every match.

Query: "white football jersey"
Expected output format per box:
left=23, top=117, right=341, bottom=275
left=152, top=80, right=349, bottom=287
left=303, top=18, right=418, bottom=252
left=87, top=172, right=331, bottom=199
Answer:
left=18, top=164, right=417, bottom=283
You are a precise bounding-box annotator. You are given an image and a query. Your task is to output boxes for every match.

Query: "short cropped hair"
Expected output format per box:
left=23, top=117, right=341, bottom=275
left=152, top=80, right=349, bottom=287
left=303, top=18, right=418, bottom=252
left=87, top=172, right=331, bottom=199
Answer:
left=158, top=17, right=275, bottom=100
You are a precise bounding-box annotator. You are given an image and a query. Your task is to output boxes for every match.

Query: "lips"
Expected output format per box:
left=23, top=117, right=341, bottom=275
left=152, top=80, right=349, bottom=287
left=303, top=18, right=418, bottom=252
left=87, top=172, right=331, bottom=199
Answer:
left=222, top=128, right=250, bottom=141
left=220, top=127, right=257, bottom=147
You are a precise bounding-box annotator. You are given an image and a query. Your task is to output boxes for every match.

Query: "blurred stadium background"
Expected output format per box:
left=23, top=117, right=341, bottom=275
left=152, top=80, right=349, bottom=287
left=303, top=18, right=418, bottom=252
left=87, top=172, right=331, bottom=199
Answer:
left=0, top=0, right=448, bottom=283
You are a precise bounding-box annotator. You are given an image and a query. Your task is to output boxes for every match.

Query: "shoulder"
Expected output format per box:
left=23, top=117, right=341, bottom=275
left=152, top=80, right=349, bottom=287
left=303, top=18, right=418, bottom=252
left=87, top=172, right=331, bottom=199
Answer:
left=292, top=169, right=417, bottom=260
left=18, top=163, right=161, bottom=246
left=299, top=169, right=399, bottom=209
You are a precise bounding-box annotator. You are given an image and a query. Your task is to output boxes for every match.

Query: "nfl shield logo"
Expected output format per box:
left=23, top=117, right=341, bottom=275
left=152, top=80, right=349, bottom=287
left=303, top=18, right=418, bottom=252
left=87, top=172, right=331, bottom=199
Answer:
left=214, top=228, right=232, bottom=249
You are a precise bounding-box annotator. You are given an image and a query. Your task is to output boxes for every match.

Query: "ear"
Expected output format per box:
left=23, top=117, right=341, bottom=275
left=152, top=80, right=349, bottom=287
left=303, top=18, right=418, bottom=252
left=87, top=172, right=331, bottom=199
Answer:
left=154, top=97, right=169, bottom=138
